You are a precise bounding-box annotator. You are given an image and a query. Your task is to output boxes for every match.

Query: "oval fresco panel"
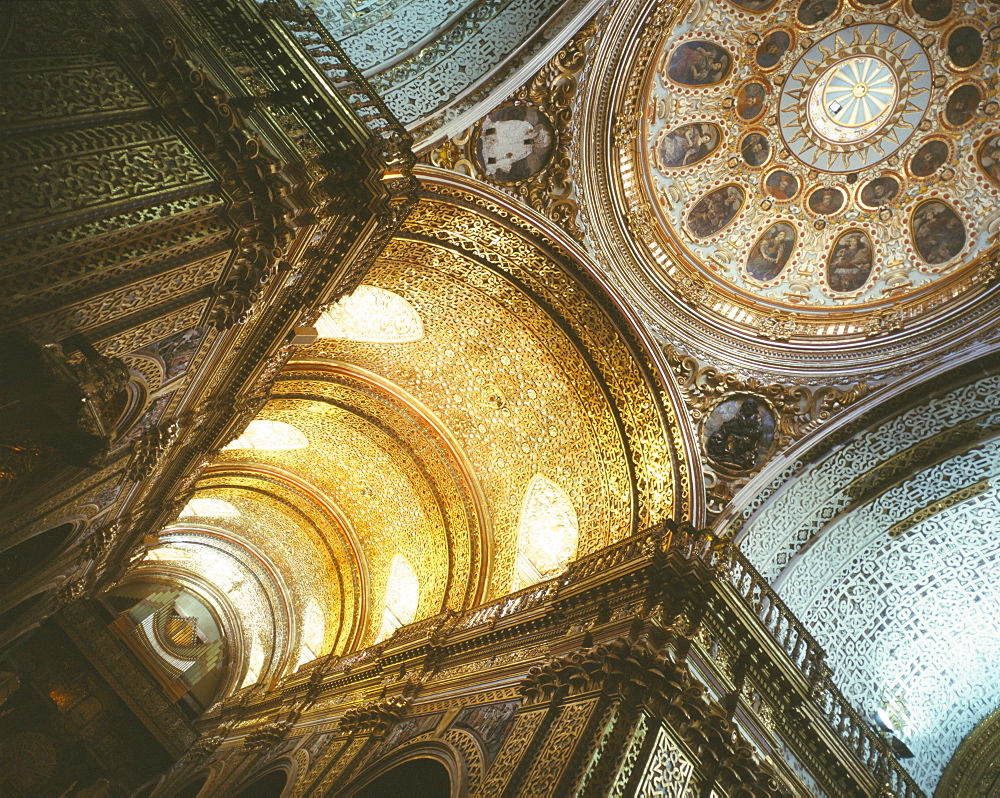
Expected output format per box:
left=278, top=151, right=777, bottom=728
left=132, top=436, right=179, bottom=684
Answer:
left=947, top=26, right=983, bottom=69
left=764, top=169, right=799, bottom=201
left=740, top=133, right=770, bottom=167
left=657, top=123, right=721, bottom=169
left=797, top=0, right=838, bottom=25
left=687, top=185, right=745, bottom=238
left=909, top=140, right=950, bottom=177
left=667, top=42, right=732, bottom=87
left=736, top=81, right=768, bottom=121
left=473, top=104, right=555, bottom=183
left=945, top=84, right=982, bottom=127
left=755, top=30, right=791, bottom=69
left=747, top=223, right=796, bottom=281
left=912, top=0, right=951, bottom=21
left=727, top=0, right=778, bottom=11
left=703, top=395, right=775, bottom=472
left=827, top=229, right=874, bottom=292
left=977, top=134, right=1000, bottom=186
left=859, top=176, right=900, bottom=208
left=808, top=186, right=845, bottom=215
left=912, top=201, right=965, bottom=264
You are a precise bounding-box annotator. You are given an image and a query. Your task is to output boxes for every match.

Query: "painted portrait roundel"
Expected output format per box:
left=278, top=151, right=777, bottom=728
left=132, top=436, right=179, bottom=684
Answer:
left=473, top=103, right=556, bottom=184
left=702, top=394, right=776, bottom=474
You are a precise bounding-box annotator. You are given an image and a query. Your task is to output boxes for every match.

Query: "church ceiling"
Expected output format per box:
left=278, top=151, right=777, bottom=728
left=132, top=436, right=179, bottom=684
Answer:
left=158, top=181, right=694, bottom=694
left=733, top=365, right=1000, bottom=791
left=578, top=0, right=1000, bottom=376
left=278, top=0, right=600, bottom=143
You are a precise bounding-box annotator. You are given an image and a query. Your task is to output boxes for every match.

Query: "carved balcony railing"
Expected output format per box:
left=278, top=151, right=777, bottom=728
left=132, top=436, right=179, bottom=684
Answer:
left=725, top=549, right=923, bottom=798
left=240, top=520, right=923, bottom=796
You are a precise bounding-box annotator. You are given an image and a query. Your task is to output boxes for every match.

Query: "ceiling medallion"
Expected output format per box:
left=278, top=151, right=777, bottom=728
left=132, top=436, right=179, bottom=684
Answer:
left=781, top=25, right=931, bottom=172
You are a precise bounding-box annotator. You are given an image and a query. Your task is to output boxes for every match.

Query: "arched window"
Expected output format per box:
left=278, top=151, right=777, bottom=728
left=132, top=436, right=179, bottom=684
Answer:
left=295, top=597, right=325, bottom=668
left=224, top=419, right=308, bottom=451
left=513, top=475, right=579, bottom=590
left=178, top=498, right=239, bottom=518
left=316, top=285, right=424, bottom=343
left=376, top=555, right=419, bottom=641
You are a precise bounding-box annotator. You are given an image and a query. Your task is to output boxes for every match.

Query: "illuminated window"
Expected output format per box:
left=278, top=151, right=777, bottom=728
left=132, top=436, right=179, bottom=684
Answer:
left=178, top=498, right=239, bottom=518
left=513, top=475, right=579, bottom=590
left=295, top=598, right=326, bottom=669
left=376, top=555, right=419, bottom=641
left=315, top=285, right=423, bottom=343
left=224, top=419, right=309, bottom=451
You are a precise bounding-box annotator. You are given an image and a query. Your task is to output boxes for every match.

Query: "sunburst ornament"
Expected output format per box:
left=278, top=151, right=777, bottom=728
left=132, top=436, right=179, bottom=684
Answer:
left=780, top=25, right=931, bottom=172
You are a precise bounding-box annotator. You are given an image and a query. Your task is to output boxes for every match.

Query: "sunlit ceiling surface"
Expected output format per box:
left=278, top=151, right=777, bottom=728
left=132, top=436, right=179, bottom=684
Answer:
left=152, top=185, right=691, bottom=700
left=738, top=371, right=1000, bottom=791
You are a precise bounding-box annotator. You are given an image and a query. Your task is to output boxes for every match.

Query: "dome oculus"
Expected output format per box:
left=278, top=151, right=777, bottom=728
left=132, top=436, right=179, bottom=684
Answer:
left=780, top=25, right=931, bottom=172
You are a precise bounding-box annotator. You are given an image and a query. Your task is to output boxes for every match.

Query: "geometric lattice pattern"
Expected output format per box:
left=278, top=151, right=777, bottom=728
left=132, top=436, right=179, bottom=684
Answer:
left=740, top=373, right=1000, bottom=791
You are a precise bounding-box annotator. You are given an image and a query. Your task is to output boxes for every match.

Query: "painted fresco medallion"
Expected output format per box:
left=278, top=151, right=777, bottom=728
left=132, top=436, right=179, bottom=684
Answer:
left=911, top=0, right=952, bottom=22
left=666, top=41, right=733, bottom=87
left=473, top=103, right=555, bottom=183
left=686, top=185, right=746, bottom=237
left=657, top=122, right=722, bottom=169
left=977, top=134, right=1000, bottom=186
left=747, top=223, right=796, bottom=281
left=797, top=0, right=839, bottom=26
left=756, top=30, right=793, bottom=69
left=740, top=132, right=771, bottom=167
left=946, top=25, right=983, bottom=69
left=908, top=139, right=951, bottom=177
left=763, top=169, right=800, bottom=201
left=858, top=175, right=901, bottom=209
left=735, top=81, right=769, bottom=121
left=943, top=83, right=982, bottom=128
left=911, top=201, right=966, bottom=264
left=807, top=186, right=846, bottom=215
left=827, top=229, right=874, bottom=291
left=703, top=395, right=776, bottom=473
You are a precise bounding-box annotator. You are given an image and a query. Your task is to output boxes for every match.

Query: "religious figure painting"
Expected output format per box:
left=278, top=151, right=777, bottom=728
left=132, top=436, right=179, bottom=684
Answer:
left=797, top=0, right=838, bottom=26
left=911, top=0, right=951, bottom=20
left=667, top=42, right=732, bottom=87
left=138, top=327, right=205, bottom=383
left=740, top=132, right=770, bottom=167
left=912, top=201, right=965, bottom=264
left=686, top=185, right=745, bottom=238
left=726, top=0, right=778, bottom=11
left=977, top=134, right=1000, bottom=185
left=755, top=30, right=791, bottom=69
left=764, top=169, right=799, bottom=200
left=746, top=223, right=795, bottom=281
left=827, top=230, right=873, bottom=292
left=453, top=700, right=520, bottom=760
left=736, top=82, right=767, bottom=121
left=859, top=176, right=899, bottom=208
left=808, top=186, right=845, bottom=215
left=474, top=104, right=556, bottom=183
left=944, top=84, right=981, bottom=127
left=947, top=26, right=982, bottom=69
left=909, top=140, right=950, bottom=177
left=657, top=123, right=721, bottom=169
left=704, top=395, right=775, bottom=472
